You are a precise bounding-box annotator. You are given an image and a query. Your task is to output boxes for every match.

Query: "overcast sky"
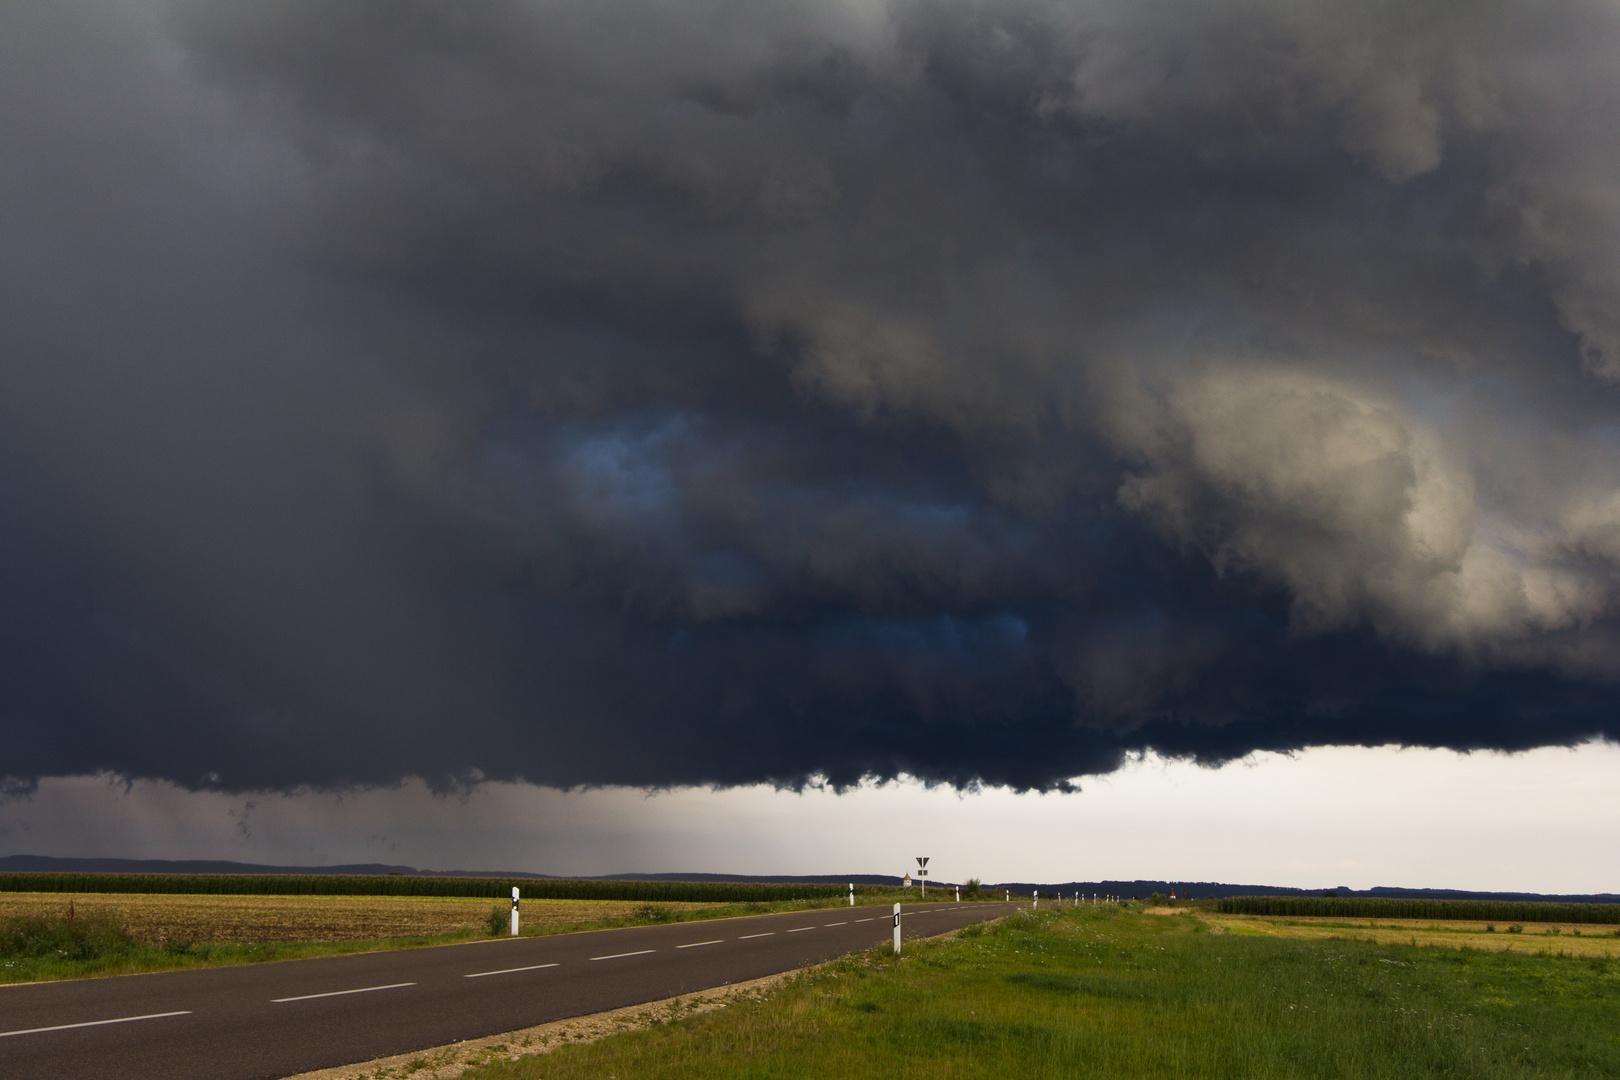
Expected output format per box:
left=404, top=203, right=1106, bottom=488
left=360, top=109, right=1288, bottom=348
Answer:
left=2, top=2, right=1619, bottom=893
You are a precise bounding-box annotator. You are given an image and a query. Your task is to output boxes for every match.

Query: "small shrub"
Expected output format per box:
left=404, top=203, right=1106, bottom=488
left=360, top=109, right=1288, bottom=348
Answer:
left=630, top=903, right=676, bottom=924
left=1507, top=924, right=1523, bottom=934
left=485, top=906, right=509, bottom=936
left=964, top=878, right=981, bottom=898
left=1485, top=924, right=1495, bottom=932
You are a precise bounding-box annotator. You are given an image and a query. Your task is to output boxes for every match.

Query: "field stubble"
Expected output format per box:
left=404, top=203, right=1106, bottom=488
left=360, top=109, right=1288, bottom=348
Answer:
left=0, top=893, right=712, bottom=944
left=1187, top=910, right=1620, bottom=958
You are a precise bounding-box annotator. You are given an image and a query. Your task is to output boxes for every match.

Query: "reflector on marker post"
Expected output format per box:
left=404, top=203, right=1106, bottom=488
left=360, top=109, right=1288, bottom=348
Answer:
left=892, top=902, right=902, bottom=956
left=510, top=886, right=520, bottom=936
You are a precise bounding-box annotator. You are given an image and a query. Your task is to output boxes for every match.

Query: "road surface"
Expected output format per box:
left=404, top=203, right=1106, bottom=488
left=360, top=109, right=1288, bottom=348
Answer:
left=0, top=900, right=1021, bottom=1079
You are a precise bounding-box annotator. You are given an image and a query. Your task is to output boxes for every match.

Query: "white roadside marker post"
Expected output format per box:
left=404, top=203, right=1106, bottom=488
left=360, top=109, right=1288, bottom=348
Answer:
left=892, top=903, right=902, bottom=956
left=1034, top=889, right=1038, bottom=910
left=510, top=887, right=520, bottom=937
left=1005, top=890, right=1010, bottom=902
left=849, top=883, right=854, bottom=907
left=956, top=886, right=960, bottom=902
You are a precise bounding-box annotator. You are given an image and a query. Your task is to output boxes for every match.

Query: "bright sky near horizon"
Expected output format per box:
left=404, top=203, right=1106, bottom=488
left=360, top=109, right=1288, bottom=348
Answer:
left=4, top=742, right=1615, bottom=895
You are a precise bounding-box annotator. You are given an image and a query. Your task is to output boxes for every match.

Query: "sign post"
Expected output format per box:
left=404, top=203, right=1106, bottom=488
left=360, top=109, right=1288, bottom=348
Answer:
left=510, top=887, right=520, bottom=937
left=916, top=857, right=929, bottom=899
left=892, top=902, right=902, bottom=956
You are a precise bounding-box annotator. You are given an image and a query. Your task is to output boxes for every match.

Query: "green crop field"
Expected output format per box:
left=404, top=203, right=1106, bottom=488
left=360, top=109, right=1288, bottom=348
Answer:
left=0, top=873, right=889, bottom=904
left=1217, top=895, right=1620, bottom=925
left=458, top=905, right=1620, bottom=1080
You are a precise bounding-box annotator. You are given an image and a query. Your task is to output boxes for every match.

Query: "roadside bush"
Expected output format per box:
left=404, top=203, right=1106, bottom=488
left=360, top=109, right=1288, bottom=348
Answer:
left=964, top=878, right=981, bottom=898
left=630, top=903, right=677, bottom=924
left=484, top=906, right=509, bottom=936
left=0, top=911, right=135, bottom=961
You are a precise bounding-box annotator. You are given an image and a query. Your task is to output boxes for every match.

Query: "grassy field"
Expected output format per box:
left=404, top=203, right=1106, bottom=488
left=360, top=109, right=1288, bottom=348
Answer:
left=452, top=904, right=1620, bottom=1080
left=0, top=889, right=941, bottom=983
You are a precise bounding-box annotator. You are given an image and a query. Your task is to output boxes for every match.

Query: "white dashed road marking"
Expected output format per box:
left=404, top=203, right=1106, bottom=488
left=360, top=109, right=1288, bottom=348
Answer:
left=273, top=984, right=415, bottom=1003
left=464, top=964, right=560, bottom=978
left=0, top=1012, right=192, bottom=1039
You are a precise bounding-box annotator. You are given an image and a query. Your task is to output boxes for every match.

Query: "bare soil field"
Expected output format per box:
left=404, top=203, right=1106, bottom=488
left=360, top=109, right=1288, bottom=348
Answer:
left=1158, top=909, right=1620, bottom=958
left=0, top=893, right=713, bottom=944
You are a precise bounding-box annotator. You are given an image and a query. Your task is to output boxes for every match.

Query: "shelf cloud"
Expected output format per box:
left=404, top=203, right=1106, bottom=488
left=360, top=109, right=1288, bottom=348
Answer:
left=3, top=0, right=1620, bottom=795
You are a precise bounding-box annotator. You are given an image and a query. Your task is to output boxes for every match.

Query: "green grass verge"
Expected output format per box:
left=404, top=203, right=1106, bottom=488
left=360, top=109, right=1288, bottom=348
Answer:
left=458, top=906, right=1620, bottom=1080
left=0, top=892, right=950, bottom=984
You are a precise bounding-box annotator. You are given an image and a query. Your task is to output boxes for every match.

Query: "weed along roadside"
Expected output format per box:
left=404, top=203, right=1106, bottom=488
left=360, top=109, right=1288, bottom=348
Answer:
left=446, top=904, right=1619, bottom=1080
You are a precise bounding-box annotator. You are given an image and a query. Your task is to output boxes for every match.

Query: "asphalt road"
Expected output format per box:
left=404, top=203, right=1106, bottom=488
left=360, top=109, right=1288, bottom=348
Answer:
left=0, top=900, right=1021, bottom=1080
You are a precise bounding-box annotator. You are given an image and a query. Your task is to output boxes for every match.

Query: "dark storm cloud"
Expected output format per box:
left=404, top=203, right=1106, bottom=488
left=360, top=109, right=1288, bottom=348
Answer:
left=4, top=0, right=1620, bottom=794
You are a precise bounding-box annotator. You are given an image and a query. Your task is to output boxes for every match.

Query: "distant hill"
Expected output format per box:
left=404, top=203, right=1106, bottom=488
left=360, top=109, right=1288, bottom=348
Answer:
left=1, top=856, right=1612, bottom=903
left=986, top=880, right=1620, bottom=905
left=595, top=871, right=903, bottom=885
left=0, top=855, right=900, bottom=884
left=0, top=855, right=544, bottom=877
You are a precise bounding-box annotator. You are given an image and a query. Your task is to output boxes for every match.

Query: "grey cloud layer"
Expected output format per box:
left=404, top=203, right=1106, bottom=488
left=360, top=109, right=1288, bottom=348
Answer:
left=2, top=0, right=1618, bottom=794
